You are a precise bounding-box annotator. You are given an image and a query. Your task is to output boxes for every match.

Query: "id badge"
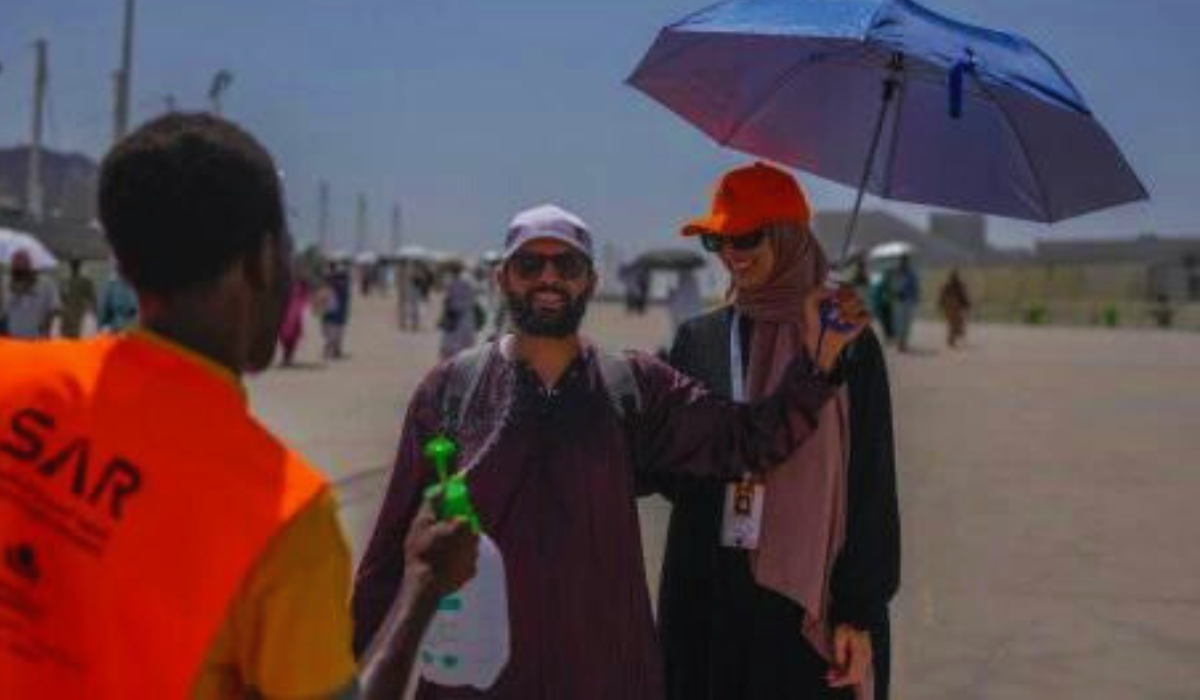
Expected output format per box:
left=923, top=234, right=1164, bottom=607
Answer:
left=720, top=478, right=764, bottom=550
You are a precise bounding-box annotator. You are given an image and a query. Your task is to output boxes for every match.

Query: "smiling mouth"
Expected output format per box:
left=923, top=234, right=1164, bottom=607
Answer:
left=531, top=291, right=568, bottom=309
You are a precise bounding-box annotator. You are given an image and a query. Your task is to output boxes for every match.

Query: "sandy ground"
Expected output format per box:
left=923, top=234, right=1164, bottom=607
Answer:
left=248, top=294, right=1200, bottom=699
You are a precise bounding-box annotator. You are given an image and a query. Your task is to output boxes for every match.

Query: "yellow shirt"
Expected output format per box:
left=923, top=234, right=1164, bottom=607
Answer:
left=192, top=490, right=358, bottom=698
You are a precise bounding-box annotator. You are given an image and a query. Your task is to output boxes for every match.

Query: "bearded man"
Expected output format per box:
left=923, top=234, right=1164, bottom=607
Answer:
left=352, top=204, right=869, bottom=699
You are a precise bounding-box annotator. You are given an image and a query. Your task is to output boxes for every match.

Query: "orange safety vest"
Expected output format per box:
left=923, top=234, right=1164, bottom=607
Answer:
left=0, top=333, right=328, bottom=699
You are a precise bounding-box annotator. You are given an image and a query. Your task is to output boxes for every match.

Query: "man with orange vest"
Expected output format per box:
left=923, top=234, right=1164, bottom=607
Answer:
left=0, top=113, right=476, bottom=699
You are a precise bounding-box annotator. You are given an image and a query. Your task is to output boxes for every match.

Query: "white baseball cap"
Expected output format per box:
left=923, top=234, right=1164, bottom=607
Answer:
left=503, top=204, right=594, bottom=261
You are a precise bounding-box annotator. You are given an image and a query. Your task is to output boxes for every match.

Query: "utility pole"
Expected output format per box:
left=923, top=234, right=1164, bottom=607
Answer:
left=390, top=202, right=403, bottom=252
left=355, top=193, right=369, bottom=254
left=318, top=181, right=331, bottom=252
left=27, top=39, right=48, bottom=223
left=113, top=0, right=135, bottom=143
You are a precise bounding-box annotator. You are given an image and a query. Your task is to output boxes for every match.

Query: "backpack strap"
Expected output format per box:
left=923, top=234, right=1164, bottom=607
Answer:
left=440, top=343, right=493, bottom=437
left=596, top=350, right=642, bottom=422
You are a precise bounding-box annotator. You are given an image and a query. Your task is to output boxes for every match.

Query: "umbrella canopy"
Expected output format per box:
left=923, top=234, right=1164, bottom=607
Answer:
left=867, top=240, right=915, bottom=260
left=631, top=248, right=707, bottom=271
left=0, top=228, right=59, bottom=270
left=629, top=0, right=1147, bottom=235
left=354, top=251, right=380, bottom=265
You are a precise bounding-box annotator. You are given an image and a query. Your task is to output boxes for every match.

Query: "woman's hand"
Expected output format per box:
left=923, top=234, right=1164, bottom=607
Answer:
left=803, top=285, right=871, bottom=372
left=826, top=623, right=873, bottom=688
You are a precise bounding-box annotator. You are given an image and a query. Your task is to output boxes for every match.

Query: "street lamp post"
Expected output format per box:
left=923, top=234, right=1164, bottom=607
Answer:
left=208, top=70, right=234, bottom=115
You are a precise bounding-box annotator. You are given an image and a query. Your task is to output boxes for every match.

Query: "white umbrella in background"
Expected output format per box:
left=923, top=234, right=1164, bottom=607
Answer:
left=354, top=251, right=380, bottom=266
left=0, top=228, right=58, bottom=270
left=868, top=241, right=916, bottom=261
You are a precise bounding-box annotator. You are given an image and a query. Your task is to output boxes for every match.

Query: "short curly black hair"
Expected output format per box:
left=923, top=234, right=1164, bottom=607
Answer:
left=98, top=113, right=286, bottom=296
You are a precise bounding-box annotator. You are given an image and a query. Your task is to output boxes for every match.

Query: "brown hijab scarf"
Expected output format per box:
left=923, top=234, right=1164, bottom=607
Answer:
left=734, top=224, right=870, bottom=695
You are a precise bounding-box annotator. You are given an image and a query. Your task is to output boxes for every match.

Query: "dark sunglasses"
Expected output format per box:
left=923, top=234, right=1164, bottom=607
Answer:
left=509, top=251, right=591, bottom=281
left=700, top=229, right=769, bottom=253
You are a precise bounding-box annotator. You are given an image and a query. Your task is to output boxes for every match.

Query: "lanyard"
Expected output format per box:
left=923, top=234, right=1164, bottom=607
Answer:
left=724, top=309, right=763, bottom=545
left=729, top=310, right=746, bottom=402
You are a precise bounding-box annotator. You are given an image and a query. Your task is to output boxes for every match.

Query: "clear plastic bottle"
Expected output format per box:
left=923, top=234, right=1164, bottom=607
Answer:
left=418, top=533, right=509, bottom=689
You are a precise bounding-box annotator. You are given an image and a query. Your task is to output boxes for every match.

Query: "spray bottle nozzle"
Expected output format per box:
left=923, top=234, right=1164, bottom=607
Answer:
left=424, top=436, right=458, bottom=482
left=423, top=435, right=481, bottom=534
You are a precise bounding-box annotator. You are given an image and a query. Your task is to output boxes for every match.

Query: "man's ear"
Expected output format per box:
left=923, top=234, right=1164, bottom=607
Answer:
left=242, top=234, right=274, bottom=291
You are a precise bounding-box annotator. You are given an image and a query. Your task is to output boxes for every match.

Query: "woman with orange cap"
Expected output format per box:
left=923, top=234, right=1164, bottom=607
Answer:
left=646, top=162, right=900, bottom=700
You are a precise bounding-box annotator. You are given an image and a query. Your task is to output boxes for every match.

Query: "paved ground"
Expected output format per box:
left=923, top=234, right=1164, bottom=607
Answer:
left=249, top=295, right=1200, bottom=699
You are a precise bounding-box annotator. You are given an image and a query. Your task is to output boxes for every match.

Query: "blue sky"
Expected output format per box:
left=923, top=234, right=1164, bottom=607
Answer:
left=1, top=0, right=1197, bottom=254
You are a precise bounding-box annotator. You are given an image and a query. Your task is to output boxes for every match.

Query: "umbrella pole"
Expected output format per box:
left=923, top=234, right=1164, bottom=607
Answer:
left=817, top=57, right=904, bottom=364
left=836, top=55, right=904, bottom=268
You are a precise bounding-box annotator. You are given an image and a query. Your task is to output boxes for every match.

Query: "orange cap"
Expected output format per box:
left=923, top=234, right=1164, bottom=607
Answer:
left=681, top=161, right=811, bottom=238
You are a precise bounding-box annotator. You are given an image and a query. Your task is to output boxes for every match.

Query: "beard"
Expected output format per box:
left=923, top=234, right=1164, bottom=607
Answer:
left=506, top=284, right=590, bottom=338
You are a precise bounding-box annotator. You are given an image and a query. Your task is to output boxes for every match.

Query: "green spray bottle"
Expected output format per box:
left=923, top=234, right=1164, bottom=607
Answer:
left=418, top=435, right=508, bottom=689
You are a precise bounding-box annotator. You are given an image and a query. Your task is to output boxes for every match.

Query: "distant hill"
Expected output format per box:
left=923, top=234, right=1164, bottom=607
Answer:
left=0, top=146, right=99, bottom=221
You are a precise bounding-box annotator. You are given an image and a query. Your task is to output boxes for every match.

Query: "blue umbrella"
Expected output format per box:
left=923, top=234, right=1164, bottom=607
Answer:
left=628, top=0, right=1148, bottom=262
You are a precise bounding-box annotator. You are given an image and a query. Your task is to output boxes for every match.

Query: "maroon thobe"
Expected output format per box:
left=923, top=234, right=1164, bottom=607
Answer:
left=352, top=342, right=833, bottom=699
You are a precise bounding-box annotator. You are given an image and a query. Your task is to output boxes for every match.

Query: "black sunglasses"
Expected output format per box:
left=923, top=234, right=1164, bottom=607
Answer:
left=509, top=251, right=591, bottom=281
left=700, top=229, right=769, bottom=253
